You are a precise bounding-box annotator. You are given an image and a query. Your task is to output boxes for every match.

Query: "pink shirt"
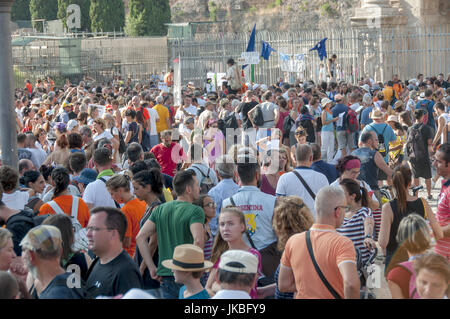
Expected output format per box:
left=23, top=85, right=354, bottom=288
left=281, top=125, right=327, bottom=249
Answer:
left=436, top=180, right=450, bottom=259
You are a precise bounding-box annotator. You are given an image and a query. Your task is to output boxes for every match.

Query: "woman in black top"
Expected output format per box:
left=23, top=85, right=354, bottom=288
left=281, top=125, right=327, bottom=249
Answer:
left=133, top=168, right=164, bottom=290
left=378, top=165, right=442, bottom=276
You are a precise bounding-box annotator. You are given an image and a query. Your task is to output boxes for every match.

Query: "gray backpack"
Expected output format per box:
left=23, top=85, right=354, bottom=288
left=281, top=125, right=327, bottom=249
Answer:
left=191, top=164, right=215, bottom=195
left=48, top=196, right=88, bottom=252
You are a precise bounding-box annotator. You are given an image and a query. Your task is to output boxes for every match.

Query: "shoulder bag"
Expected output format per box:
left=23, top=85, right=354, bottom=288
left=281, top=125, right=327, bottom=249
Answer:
left=305, top=230, right=342, bottom=299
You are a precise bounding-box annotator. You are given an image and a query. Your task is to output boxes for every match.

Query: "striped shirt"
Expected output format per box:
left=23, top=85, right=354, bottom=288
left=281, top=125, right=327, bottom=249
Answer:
left=337, top=207, right=374, bottom=265
left=201, top=231, right=214, bottom=285
left=436, top=180, right=450, bottom=259
left=372, top=209, right=381, bottom=241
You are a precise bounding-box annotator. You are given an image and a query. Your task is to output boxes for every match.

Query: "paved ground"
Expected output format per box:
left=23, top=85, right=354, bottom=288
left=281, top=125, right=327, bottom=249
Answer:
left=371, top=178, right=442, bottom=299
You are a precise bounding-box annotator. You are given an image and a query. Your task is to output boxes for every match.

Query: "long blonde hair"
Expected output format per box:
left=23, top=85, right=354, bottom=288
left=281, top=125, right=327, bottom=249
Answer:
left=210, top=206, right=247, bottom=265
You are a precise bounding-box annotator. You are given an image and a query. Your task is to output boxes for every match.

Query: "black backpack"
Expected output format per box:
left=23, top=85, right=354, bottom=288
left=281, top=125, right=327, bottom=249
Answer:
left=299, top=118, right=316, bottom=143
left=218, top=112, right=239, bottom=136
left=6, top=210, right=50, bottom=229
left=406, top=124, right=427, bottom=160
left=370, top=124, right=388, bottom=157
left=111, top=128, right=127, bottom=154
left=283, top=115, right=295, bottom=134
left=251, top=105, right=265, bottom=127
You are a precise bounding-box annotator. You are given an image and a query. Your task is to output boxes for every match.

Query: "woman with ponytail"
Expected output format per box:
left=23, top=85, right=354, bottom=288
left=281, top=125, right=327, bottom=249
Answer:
left=337, top=179, right=377, bottom=265
left=378, top=165, right=442, bottom=276
left=42, top=133, right=70, bottom=166
left=38, top=167, right=90, bottom=228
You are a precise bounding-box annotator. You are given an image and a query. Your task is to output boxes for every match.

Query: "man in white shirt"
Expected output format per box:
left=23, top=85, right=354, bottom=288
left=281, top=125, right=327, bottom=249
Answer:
left=25, top=133, right=47, bottom=170
left=175, top=96, right=197, bottom=131
left=82, top=148, right=117, bottom=209
left=276, top=144, right=329, bottom=219
left=248, top=91, right=280, bottom=141
left=211, top=250, right=258, bottom=299
left=144, top=98, right=160, bottom=149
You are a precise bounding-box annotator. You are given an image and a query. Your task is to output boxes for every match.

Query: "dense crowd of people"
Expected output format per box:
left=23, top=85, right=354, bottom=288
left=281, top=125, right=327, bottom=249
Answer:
left=0, top=67, right=449, bottom=299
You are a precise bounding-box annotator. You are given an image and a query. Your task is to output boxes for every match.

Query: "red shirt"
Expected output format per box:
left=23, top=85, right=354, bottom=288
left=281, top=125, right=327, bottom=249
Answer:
left=26, top=83, right=32, bottom=94
left=150, top=142, right=185, bottom=177
left=133, top=106, right=150, bottom=121
left=387, top=265, right=411, bottom=298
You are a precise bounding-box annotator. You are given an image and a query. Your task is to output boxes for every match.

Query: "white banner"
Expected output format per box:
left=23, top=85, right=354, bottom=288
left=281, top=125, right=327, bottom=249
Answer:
left=158, top=82, right=169, bottom=92
left=173, top=58, right=182, bottom=106
left=241, top=51, right=259, bottom=65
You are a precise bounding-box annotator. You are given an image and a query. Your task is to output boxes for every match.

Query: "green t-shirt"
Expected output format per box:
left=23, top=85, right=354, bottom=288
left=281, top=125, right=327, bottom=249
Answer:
left=149, top=200, right=205, bottom=276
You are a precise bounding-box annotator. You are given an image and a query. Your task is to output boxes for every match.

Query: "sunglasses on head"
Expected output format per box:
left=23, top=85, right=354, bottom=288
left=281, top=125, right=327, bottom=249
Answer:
left=295, top=131, right=305, bottom=135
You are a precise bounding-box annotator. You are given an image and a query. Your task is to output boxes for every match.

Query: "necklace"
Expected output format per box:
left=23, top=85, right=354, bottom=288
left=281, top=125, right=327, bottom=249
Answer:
left=408, top=254, right=425, bottom=262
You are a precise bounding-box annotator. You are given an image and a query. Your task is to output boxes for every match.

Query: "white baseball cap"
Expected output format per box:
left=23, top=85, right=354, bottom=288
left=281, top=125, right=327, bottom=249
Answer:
left=260, top=84, right=268, bottom=91
left=67, top=119, right=78, bottom=131
left=360, top=84, right=370, bottom=93
left=218, top=250, right=258, bottom=274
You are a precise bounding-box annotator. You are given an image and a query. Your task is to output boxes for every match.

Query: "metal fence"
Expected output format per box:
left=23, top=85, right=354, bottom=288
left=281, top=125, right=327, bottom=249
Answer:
left=12, top=25, right=450, bottom=89
left=12, top=35, right=169, bottom=88
left=170, top=25, right=450, bottom=87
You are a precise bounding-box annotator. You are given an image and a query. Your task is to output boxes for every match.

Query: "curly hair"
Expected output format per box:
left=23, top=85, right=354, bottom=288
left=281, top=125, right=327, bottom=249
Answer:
left=0, top=166, right=19, bottom=192
left=272, top=196, right=314, bottom=251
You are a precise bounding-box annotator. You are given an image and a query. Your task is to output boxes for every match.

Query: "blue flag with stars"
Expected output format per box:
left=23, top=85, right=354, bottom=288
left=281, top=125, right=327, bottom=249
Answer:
left=309, top=38, right=328, bottom=61
left=261, top=40, right=276, bottom=60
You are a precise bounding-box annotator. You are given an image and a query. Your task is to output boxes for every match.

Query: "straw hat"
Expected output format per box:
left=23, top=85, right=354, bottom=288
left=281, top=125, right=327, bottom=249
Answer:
left=387, top=115, right=399, bottom=123
left=370, top=109, right=384, bottom=120
left=162, top=244, right=213, bottom=272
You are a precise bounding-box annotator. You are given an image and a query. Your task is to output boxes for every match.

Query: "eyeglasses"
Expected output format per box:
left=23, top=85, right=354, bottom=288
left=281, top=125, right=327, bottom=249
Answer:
left=204, top=202, right=216, bottom=208
left=86, top=226, right=113, bottom=232
left=334, top=205, right=350, bottom=213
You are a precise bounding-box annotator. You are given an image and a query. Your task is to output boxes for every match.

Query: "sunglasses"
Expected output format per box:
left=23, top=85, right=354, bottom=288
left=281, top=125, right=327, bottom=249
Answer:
left=204, top=202, right=216, bottom=208
left=295, top=131, right=305, bottom=135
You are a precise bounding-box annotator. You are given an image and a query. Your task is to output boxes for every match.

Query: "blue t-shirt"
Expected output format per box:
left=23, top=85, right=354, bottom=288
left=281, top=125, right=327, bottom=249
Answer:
left=361, top=123, right=397, bottom=162
left=179, top=286, right=210, bottom=299
left=332, top=103, right=348, bottom=131
left=311, top=160, right=339, bottom=184
left=39, top=273, right=84, bottom=299
left=360, top=106, right=373, bottom=126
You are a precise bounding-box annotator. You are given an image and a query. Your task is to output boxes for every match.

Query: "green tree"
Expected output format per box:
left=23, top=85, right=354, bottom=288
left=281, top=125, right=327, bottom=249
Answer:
left=125, top=0, right=171, bottom=36
left=90, top=0, right=125, bottom=33
left=11, top=0, right=31, bottom=22
left=57, top=0, right=91, bottom=31
left=30, top=0, right=58, bottom=32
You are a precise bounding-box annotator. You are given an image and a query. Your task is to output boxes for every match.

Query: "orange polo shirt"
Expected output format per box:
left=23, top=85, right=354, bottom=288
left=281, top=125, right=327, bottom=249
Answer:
left=281, top=224, right=356, bottom=299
